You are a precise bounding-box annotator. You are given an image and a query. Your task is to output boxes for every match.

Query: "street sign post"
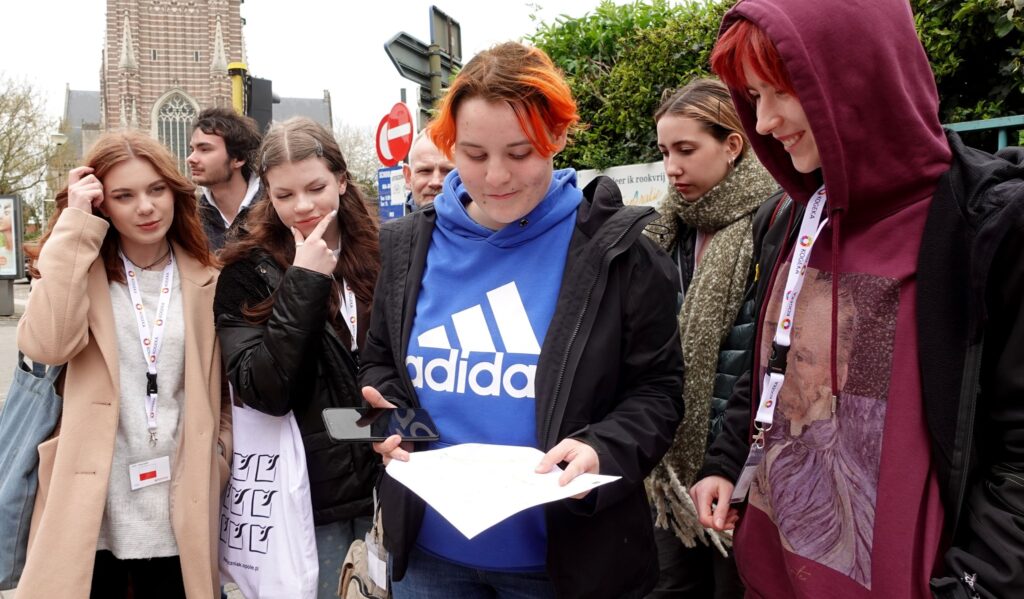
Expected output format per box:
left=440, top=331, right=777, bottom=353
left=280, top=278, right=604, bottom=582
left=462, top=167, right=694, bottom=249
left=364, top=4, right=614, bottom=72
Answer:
left=385, top=33, right=453, bottom=89
left=430, top=6, right=462, bottom=63
left=384, top=7, right=462, bottom=129
left=375, top=103, right=415, bottom=167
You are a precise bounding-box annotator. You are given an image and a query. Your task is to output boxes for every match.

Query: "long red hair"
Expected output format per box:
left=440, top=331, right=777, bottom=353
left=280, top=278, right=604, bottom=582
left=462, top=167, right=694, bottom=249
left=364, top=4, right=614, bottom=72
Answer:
left=26, top=129, right=214, bottom=283
left=711, top=18, right=796, bottom=100
left=428, top=42, right=579, bottom=159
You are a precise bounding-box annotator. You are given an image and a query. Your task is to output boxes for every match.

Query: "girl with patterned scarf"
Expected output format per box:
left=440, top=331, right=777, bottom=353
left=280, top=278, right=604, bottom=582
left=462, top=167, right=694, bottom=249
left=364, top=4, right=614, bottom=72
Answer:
left=645, top=78, right=781, bottom=598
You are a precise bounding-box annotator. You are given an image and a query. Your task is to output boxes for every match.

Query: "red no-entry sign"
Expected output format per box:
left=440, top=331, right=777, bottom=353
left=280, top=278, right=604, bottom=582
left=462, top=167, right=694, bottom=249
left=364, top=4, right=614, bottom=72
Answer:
left=375, top=103, right=414, bottom=167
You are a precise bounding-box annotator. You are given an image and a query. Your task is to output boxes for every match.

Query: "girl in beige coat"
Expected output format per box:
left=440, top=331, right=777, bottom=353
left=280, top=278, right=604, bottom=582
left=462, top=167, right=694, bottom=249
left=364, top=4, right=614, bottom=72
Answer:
left=17, top=130, right=231, bottom=598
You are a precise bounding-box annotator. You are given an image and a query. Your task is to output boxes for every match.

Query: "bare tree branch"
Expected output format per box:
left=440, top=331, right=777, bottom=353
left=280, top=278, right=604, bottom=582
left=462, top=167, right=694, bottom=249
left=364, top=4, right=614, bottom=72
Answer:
left=334, top=121, right=380, bottom=198
left=0, top=74, right=57, bottom=197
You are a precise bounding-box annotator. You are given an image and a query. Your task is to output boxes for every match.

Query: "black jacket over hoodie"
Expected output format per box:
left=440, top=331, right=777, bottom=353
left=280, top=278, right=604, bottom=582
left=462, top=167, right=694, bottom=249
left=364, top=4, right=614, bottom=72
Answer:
left=214, top=253, right=378, bottom=525
left=700, top=132, right=1024, bottom=599
left=359, top=176, right=685, bottom=599
left=701, top=0, right=1024, bottom=595
left=650, top=191, right=788, bottom=444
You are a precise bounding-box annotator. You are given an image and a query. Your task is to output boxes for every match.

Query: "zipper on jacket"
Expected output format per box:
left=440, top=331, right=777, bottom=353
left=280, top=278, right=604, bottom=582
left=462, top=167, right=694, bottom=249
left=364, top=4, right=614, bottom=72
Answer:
left=946, top=173, right=991, bottom=539
left=256, top=260, right=359, bottom=374
left=542, top=212, right=650, bottom=446
left=950, top=340, right=983, bottom=538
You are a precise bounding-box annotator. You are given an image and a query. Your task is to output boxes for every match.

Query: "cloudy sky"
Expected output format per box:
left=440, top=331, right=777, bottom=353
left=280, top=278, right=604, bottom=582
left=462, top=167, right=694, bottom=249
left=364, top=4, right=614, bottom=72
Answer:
left=3, top=0, right=626, bottom=132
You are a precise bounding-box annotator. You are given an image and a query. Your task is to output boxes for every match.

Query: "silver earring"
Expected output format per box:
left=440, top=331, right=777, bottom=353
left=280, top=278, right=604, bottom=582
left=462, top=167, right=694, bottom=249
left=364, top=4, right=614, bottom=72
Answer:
left=727, top=154, right=736, bottom=168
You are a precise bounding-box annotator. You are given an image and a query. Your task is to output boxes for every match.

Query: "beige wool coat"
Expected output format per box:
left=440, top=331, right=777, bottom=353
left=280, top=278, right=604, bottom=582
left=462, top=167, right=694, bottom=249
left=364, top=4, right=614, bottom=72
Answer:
left=15, top=207, right=231, bottom=598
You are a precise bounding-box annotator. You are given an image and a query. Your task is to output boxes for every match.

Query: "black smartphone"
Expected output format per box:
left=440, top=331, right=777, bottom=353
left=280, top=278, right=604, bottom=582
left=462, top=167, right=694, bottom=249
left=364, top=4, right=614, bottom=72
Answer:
left=322, top=407, right=440, bottom=442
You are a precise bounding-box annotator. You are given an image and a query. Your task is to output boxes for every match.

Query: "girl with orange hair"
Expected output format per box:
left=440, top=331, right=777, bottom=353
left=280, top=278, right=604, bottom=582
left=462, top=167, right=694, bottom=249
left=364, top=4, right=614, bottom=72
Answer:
left=17, top=130, right=231, bottom=598
left=360, top=41, right=684, bottom=598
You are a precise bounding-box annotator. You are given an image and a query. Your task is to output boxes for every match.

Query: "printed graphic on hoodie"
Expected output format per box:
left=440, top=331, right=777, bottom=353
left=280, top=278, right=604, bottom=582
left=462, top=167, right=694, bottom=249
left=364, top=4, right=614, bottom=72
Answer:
left=749, top=267, right=899, bottom=589
left=407, top=281, right=540, bottom=399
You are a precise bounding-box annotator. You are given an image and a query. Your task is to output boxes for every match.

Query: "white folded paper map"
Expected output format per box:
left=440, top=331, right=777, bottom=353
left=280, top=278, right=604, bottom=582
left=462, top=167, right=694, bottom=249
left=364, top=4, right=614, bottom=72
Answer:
left=385, top=443, right=620, bottom=539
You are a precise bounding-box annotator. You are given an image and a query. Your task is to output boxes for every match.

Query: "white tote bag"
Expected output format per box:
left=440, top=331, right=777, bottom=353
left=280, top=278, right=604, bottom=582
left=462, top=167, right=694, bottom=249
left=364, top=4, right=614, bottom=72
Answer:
left=219, top=402, right=318, bottom=599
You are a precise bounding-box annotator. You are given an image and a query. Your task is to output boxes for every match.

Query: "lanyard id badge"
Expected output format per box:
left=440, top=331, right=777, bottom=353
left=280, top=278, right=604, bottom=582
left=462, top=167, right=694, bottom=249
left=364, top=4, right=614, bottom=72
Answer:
left=120, top=247, right=175, bottom=447
left=128, top=455, right=171, bottom=490
left=365, top=486, right=388, bottom=590
left=730, top=444, right=765, bottom=504
left=338, top=277, right=358, bottom=351
left=732, top=187, right=828, bottom=504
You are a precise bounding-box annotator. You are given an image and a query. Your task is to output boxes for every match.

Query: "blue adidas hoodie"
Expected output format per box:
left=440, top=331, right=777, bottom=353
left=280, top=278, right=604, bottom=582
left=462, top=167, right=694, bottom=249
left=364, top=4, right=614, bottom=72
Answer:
left=405, top=168, right=583, bottom=571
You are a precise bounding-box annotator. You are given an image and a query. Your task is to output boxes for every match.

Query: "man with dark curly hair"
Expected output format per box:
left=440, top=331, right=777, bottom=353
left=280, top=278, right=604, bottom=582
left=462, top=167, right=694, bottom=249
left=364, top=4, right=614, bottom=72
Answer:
left=188, top=107, right=263, bottom=250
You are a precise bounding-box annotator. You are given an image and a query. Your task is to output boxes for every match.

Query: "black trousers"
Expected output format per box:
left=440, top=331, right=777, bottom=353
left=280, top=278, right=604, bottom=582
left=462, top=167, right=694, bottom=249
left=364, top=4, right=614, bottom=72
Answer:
left=90, top=550, right=186, bottom=599
left=646, top=525, right=745, bottom=599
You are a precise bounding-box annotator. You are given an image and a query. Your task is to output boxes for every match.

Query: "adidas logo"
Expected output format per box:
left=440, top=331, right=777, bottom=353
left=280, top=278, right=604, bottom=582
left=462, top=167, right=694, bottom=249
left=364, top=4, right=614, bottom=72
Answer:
left=406, top=281, right=540, bottom=399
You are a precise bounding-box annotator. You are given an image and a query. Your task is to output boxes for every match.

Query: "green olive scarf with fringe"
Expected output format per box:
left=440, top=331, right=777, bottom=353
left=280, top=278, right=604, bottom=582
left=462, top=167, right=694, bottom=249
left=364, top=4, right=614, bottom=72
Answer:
left=645, top=155, right=778, bottom=553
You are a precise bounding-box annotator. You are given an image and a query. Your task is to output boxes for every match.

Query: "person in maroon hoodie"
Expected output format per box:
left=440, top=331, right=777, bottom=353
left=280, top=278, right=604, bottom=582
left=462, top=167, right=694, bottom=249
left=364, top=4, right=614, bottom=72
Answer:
left=689, top=1, right=1024, bottom=598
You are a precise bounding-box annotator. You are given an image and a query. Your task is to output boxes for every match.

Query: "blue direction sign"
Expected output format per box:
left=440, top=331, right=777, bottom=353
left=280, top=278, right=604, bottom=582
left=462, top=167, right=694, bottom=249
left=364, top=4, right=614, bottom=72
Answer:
left=377, top=166, right=407, bottom=222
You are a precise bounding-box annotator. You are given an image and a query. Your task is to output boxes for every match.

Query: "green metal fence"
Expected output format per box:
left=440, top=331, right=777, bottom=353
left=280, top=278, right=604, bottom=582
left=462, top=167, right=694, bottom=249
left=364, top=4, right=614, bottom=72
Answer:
left=945, top=115, right=1024, bottom=149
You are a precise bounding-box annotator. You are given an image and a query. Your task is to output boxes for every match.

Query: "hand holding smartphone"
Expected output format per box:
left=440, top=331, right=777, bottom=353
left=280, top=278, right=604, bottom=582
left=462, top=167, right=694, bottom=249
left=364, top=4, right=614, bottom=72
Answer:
left=322, top=407, right=440, bottom=443
left=360, top=386, right=415, bottom=465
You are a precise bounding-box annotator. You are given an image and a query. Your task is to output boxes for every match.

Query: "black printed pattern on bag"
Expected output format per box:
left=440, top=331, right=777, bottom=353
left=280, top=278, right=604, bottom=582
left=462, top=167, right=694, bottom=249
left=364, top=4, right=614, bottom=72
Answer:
left=220, top=452, right=280, bottom=555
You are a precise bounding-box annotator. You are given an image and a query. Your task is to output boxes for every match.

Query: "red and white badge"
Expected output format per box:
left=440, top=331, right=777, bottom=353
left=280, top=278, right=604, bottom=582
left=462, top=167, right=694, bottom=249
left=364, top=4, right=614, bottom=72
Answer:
left=128, top=455, right=171, bottom=491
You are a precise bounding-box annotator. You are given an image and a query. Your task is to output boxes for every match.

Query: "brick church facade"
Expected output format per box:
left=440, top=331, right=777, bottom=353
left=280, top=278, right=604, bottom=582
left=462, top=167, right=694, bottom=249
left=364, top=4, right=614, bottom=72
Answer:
left=101, top=0, right=244, bottom=168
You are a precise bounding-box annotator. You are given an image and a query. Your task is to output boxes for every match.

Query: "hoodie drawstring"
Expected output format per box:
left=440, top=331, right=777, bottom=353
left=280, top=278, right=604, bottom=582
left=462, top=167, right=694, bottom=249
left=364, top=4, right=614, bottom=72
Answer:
left=829, top=208, right=844, bottom=415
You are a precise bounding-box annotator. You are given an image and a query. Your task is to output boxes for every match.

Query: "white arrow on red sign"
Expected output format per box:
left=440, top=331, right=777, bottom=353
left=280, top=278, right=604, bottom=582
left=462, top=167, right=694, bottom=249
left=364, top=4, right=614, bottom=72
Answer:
left=375, top=103, right=415, bottom=167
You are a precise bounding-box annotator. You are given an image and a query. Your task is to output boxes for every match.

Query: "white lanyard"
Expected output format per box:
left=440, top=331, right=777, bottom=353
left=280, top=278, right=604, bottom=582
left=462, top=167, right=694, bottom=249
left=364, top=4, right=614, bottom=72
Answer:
left=753, top=186, right=828, bottom=446
left=338, top=278, right=358, bottom=351
left=120, top=248, right=175, bottom=446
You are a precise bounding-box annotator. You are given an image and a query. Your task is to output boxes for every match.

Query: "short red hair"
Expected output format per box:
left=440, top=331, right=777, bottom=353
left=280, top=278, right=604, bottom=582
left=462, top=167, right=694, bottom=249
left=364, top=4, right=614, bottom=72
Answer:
left=428, top=42, right=578, bottom=159
left=711, top=18, right=796, bottom=100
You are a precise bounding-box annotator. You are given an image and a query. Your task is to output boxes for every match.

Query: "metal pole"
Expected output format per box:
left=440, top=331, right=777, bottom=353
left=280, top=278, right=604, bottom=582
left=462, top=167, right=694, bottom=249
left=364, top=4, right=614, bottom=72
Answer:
left=0, top=280, right=13, bottom=316
left=228, top=62, right=248, bottom=115
left=999, top=128, right=1009, bottom=149
left=428, top=44, right=442, bottom=108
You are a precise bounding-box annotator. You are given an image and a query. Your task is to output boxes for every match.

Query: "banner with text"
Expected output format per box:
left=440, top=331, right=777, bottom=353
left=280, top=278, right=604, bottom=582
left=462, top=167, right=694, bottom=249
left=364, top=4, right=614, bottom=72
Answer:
left=577, top=161, right=666, bottom=209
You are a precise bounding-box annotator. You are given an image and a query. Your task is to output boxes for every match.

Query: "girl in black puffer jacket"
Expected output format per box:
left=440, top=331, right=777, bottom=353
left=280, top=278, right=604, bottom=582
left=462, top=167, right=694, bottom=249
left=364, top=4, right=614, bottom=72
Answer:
left=214, top=117, right=380, bottom=599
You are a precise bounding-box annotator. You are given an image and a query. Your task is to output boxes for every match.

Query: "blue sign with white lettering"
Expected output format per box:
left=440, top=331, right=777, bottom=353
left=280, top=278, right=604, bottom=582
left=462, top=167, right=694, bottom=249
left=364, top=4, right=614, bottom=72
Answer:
left=377, top=166, right=407, bottom=222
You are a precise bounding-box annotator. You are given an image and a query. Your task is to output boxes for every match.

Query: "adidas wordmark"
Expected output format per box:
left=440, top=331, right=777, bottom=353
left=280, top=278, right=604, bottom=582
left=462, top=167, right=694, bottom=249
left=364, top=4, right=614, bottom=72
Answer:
left=406, top=282, right=541, bottom=399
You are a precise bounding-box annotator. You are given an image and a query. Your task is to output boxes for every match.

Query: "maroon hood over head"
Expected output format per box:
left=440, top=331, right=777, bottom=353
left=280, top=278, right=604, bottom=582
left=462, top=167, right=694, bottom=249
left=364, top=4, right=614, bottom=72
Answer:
left=720, top=0, right=951, bottom=224
left=717, top=3, right=953, bottom=595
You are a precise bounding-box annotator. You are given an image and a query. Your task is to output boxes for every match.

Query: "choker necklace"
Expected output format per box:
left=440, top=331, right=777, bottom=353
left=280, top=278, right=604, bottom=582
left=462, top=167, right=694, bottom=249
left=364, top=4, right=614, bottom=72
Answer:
left=133, top=245, right=172, bottom=271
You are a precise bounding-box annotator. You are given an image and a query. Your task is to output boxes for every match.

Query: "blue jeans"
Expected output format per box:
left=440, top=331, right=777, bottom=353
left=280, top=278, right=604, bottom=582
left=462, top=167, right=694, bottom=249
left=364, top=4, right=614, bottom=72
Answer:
left=315, top=517, right=372, bottom=599
left=392, top=547, right=557, bottom=599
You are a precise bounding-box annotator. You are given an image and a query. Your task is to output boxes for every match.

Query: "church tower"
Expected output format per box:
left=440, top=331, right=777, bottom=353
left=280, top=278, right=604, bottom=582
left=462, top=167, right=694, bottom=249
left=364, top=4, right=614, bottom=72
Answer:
left=101, top=0, right=244, bottom=169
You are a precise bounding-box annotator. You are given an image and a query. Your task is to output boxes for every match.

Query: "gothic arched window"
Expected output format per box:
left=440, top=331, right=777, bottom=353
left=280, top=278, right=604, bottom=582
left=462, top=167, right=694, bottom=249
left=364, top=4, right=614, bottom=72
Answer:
left=154, top=92, right=198, bottom=172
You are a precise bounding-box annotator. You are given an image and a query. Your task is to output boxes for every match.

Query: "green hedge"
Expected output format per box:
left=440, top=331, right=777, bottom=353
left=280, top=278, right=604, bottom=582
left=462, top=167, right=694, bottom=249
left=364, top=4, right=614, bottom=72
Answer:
left=529, top=0, right=1024, bottom=168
